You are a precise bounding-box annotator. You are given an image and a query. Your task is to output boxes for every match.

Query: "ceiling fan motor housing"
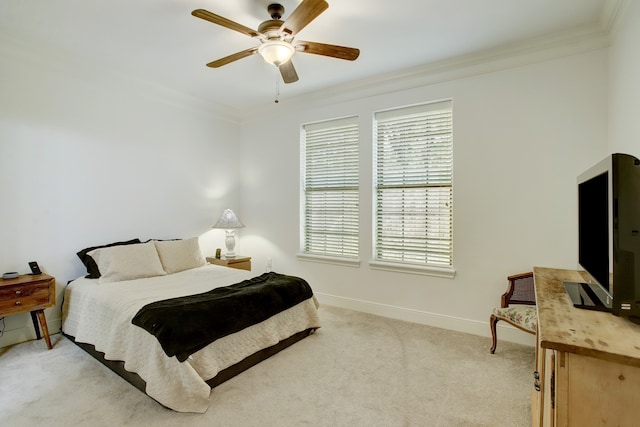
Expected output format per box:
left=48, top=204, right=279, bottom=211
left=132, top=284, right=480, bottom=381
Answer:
left=258, top=20, right=285, bottom=37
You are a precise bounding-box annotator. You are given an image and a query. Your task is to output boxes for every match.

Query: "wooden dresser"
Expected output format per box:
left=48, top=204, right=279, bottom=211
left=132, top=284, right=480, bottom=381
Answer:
left=532, top=267, right=640, bottom=426
left=0, top=273, right=56, bottom=349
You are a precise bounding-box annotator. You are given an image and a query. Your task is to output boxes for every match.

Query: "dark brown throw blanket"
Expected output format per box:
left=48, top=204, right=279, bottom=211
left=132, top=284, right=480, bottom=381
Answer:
left=131, top=272, right=313, bottom=362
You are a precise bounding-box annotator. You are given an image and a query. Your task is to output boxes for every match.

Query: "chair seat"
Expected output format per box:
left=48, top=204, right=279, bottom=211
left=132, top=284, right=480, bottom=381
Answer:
left=491, top=305, right=537, bottom=333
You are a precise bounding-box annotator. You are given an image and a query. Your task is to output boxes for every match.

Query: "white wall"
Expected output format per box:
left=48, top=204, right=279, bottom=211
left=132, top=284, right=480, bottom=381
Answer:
left=609, top=0, right=640, bottom=157
left=239, top=49, right=609, bottom=344
left=0, top=40, right=242, bottom=347
left=1, top=24, right=620, bottom=349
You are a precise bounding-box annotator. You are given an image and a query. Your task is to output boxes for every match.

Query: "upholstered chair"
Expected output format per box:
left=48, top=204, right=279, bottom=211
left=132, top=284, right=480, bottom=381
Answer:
left=490, top=272, right=537, bottom=353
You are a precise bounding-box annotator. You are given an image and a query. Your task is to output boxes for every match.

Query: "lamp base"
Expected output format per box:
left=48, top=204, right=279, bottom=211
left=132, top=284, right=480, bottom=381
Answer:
left=224, top=230, right=237, bottom=259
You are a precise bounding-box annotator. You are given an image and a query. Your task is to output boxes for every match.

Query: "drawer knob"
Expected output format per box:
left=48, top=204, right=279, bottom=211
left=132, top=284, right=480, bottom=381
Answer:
left=15, top=301, right=22, bottom=306
left=15, top=290, right=22, bottom=295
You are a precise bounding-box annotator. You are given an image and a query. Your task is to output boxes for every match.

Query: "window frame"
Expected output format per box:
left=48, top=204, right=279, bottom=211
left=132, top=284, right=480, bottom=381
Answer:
left=298, top=116, right=361, bottom=266
left=370, top=100, right=455, bottom=278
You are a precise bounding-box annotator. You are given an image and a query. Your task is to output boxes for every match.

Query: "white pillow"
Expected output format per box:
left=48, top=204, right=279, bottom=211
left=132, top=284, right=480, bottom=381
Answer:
left=88, top=241, right=166, bottom=283
left=154, top=237, right=206, bottom=274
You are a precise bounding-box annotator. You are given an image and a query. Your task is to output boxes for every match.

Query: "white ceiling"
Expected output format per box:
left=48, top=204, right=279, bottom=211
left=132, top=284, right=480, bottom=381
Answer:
left=0, top=0, right=615, bottom=114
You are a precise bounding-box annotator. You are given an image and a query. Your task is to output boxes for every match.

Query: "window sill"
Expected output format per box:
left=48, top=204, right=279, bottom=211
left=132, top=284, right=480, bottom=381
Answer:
left=368, top=260, right=456, bottom=278
left=297, top=253, right=361, bottom=268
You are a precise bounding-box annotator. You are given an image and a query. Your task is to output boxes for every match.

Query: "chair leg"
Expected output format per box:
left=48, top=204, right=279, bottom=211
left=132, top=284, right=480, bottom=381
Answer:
left=489, top=314, right=499, bottom=354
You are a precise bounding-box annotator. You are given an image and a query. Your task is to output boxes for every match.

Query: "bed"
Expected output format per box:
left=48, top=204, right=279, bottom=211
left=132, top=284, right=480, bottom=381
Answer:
left=61, top=238, right=321, bottom=413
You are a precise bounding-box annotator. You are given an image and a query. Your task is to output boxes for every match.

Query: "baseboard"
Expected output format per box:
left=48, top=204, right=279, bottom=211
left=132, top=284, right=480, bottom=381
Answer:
left=315, top=293, right=536, bottom=348
left=0, top=318, right=62, bottom=349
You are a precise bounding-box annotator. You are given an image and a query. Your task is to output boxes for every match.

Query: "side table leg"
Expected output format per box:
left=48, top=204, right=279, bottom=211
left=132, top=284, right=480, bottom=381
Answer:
left=35, top=310, right=53, bottom=350
left=30, top=311, right=42, bottom=340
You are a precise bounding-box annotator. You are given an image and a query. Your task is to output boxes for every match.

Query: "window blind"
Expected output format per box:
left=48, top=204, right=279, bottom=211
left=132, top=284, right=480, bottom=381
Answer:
left=302, top=117, right=359, bottom=257
left=374, top=101, right=453, bottom=267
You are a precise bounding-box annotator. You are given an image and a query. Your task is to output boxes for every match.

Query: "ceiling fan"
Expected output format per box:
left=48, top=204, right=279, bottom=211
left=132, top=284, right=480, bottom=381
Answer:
left=192, top=0, right=360, bottom=84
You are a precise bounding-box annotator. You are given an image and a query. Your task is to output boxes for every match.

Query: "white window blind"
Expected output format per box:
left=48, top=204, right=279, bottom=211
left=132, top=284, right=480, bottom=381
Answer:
left=302, top=117, right=359, bottom=258
left=374, top=101, right=453, bottom=268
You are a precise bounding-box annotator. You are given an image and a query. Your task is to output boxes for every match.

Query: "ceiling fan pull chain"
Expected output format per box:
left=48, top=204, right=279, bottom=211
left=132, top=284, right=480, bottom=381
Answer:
left=274, top=70, right=280, bottom=104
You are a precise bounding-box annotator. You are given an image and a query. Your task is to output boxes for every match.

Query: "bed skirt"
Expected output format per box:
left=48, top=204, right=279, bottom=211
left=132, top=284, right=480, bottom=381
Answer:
left=63, top=327, right=315, bottom=399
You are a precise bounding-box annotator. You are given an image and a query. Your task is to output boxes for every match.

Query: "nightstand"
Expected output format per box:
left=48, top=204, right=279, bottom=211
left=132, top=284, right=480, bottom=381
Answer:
left=206, top=256, right=252, bottom=271
left=0, top=273, right=56, bottom=349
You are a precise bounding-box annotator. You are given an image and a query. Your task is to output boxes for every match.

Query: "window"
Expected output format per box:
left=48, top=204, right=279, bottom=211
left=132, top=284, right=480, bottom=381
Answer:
left=373, top=101, right=453, bottom=275
left=301, top=117, right=359, bottom=259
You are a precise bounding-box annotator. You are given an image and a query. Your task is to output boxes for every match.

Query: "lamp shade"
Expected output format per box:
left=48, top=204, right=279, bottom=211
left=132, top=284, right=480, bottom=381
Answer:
left=258, top=40, right=294, bottom=66
left=213, top=209, right=245, bottom=229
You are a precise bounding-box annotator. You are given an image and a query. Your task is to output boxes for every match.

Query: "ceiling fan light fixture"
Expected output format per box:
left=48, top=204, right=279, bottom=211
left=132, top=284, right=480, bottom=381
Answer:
left=258, top=40, right=294, bottom=66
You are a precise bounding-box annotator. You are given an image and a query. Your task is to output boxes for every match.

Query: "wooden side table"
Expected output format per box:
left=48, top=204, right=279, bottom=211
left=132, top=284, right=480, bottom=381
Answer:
left=206, top=256, right=252, bottom=271
left=0, top=273, right=56, bottom=349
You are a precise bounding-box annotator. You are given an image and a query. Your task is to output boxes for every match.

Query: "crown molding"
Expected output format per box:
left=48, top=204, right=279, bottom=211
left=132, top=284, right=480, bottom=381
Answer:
left=241, top=23, right=610, bottom=119
left=600, top=0, right=626, bottom=32
left=0, top=30, right=244, bottom=124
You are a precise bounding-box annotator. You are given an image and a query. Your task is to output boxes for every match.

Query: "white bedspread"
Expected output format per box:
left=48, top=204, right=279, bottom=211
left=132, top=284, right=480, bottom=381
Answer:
left=62, top=264, right=321, bottom=413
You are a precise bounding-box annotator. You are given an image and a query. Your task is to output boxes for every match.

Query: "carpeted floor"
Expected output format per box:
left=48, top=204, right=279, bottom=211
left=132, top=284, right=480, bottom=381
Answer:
left=0, top=305, right=534, bottom=426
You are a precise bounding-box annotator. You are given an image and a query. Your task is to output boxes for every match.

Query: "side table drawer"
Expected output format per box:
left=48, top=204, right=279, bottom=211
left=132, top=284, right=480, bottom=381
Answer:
left=0, top=284, right=50, bottom=314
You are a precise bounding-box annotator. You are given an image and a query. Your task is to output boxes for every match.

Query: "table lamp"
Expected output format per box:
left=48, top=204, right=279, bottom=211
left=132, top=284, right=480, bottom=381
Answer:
left=212, top=209, right=245, bottom=259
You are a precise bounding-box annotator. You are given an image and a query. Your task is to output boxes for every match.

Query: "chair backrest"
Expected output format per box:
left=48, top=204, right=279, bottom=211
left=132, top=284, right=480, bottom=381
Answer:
left=501, top=272, right=535, bottom=307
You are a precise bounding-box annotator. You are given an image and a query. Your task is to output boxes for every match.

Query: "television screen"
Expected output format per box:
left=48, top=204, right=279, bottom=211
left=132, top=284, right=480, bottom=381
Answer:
left=578, top=171, right=610, bottom=293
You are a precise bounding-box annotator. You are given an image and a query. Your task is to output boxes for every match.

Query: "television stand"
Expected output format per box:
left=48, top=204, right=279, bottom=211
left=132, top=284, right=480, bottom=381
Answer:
left=562, top=281, right=611, bottom=312
left=533, top=267, right=640, bottom=427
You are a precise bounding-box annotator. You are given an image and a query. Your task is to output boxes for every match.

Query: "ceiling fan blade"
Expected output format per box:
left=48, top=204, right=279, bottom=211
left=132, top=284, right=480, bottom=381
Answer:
left=279, top=61, right=299, bottom=84
left=296, top=41, right=360, bottom=61
left=192, top=9, right=260, bottom=38
left=206, top=48, right=258, bottom=68
left=280, top=0, right=328, bottom=36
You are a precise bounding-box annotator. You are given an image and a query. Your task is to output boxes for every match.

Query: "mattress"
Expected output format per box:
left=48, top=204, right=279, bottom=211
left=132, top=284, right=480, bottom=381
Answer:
left=61, top=264, right=321, bottom=413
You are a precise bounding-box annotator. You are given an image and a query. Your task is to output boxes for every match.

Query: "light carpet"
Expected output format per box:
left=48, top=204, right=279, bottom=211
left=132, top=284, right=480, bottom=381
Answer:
left=0, top=305, right=534, bottom=426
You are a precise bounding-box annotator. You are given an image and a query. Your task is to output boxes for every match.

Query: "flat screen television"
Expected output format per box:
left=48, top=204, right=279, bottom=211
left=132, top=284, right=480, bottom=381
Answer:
left=563, top=153, right=640, bottom=323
